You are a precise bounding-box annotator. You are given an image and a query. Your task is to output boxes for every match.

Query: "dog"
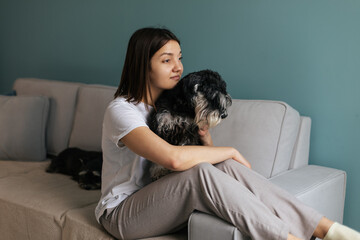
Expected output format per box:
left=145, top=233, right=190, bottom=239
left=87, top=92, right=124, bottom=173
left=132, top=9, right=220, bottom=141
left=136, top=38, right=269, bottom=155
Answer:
left=46, top=147, right=103, bottom=190
left=147, top=69, right=232, bottom=181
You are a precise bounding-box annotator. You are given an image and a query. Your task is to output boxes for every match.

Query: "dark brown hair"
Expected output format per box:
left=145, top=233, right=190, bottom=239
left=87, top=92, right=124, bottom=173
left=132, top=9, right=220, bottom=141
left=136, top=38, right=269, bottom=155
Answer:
left=114, top=27, right=180, bottom=106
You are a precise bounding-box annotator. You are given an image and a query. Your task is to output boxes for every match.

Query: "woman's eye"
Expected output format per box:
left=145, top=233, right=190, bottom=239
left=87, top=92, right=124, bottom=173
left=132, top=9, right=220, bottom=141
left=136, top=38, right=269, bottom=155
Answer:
left=179, top=56, right=183, bottom=61
left=163, top=59, right=170, bottom=63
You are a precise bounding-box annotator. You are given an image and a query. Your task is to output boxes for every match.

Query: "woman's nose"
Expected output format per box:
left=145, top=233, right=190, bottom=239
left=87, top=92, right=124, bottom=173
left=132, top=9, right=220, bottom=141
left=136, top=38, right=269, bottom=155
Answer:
left=174, top=60, right=183, bottom=72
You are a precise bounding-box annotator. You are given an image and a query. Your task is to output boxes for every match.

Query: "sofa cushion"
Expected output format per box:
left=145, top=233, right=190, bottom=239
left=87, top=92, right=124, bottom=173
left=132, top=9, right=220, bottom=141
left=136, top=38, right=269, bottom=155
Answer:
left=0, top=165, right=101, bottom=240
left=0, top=95, right=49, bottom=161
left=62, top=203, right=115, bottom=240
left=188, top=211, right=246, bottom=240
left=269, top=165, right=346, bottom=223
left=0, top=160, right=49, bottom=178
left=13, top=78, right=80, bottom=155
left=63, top=202, right=188, bottom=240
left=69, top=84, right=116, bottom=151
left=211, top=100, right=300, bottom=178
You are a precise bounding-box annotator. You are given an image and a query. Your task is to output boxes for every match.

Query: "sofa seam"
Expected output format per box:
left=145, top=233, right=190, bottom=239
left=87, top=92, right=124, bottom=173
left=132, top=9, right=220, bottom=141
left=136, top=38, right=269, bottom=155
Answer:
left=269, top=102, right=288, bottom=177
left=41, top=96, right=50, bottom=161
left=288, top=117, right=303, bottom=169
left=64, top=86, right=81, bottom=151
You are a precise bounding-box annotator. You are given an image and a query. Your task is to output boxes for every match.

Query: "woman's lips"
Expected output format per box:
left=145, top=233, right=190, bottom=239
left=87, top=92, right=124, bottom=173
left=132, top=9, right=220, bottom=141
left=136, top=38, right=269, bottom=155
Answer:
left=170, top=75, right=180, bottom=81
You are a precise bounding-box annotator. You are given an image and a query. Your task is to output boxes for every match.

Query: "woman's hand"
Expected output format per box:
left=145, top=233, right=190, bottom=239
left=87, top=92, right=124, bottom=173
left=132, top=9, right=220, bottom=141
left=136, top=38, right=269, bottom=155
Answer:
left=231, top=148, right=252, bottom=169
left=198, top=126, right=213, bottom=146
left=198, top=126, right=251, bottom=169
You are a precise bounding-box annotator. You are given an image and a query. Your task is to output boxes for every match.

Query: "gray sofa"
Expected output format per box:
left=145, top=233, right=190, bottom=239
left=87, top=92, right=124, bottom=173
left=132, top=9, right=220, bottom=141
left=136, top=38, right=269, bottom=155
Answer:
left=0, top=78, right=346, bottom=240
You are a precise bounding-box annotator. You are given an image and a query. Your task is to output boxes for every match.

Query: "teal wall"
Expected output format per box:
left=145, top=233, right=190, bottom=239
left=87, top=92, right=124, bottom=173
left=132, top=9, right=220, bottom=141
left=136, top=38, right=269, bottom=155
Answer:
left=1, top=0, right=359, bottom=230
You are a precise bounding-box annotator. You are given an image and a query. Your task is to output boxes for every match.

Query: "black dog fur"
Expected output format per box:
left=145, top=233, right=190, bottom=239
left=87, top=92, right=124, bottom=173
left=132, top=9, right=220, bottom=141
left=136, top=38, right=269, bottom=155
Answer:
left=147, top=69, right=232, bottom=180
left=46, top=147, right=102, bottom=190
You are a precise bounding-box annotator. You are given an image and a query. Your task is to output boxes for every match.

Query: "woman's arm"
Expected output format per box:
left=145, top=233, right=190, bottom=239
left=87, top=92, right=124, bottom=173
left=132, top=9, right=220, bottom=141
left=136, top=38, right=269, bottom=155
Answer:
left=121, top=127, right=251, bottom=171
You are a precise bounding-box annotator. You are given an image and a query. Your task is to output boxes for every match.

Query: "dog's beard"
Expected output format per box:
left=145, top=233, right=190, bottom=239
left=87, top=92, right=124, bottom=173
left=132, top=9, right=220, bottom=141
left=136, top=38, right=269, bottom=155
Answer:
left=156, top=111, right=193, bottom=133
left=193, top=93, right=228, bottom=129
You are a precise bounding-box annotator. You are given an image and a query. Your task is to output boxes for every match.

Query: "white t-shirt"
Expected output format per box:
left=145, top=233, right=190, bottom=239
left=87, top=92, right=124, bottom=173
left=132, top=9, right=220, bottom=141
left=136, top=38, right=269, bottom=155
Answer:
left=95, top=97, right=152, bottom=222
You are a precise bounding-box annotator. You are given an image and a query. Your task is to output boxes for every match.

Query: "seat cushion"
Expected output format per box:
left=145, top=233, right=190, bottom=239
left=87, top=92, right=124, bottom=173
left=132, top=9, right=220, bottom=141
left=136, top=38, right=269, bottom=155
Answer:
left=211, top=100, right=300, bottom=178
left=269, top=165, right=346, bottom=223
left=0, top=160, right=49, bottom=178
left=189, top=211, right=247, bottom=240
left=62, top=203, right=115, bottom=240
left=0, top=163, right=101, bottom=240
left=63, top=203, right=187, bottom=240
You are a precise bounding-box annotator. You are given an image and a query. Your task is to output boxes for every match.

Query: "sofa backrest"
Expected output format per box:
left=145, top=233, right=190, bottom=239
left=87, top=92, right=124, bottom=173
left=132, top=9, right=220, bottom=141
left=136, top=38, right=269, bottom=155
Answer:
left=210, top=100, right=301, bottom=178
left=14, top=78, right=116, bottom=156
left=68, top=84, right=116, bottom=152
left=13, top=78, right=309, bottom=178
left=14, top=78, right=81, bottom=156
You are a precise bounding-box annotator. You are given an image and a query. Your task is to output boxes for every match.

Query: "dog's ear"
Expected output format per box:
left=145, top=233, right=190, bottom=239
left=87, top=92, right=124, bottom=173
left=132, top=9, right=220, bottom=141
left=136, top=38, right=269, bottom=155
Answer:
left=182, top=73, right=201, bottom=99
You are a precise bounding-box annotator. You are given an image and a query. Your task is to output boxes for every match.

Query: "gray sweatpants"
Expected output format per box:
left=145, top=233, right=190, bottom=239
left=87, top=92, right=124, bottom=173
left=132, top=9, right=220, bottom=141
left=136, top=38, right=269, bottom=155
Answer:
left=100, top=160, right=323, bottom=240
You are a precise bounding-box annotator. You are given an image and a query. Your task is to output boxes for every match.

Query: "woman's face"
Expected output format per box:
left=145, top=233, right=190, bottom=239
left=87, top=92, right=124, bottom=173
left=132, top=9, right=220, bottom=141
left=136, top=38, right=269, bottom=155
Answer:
left=149, top=40, right=183, bottom=100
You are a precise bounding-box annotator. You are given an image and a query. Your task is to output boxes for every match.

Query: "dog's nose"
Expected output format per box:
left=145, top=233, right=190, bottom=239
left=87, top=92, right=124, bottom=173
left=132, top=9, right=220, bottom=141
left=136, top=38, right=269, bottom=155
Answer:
left=221, top=113, right=228, bottom=119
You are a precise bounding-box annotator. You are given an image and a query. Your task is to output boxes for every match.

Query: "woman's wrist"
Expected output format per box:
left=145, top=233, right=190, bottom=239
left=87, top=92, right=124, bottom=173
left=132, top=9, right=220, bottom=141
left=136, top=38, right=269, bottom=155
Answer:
left=229, top=147, right=251, bottom=168
left=230, top=147, right=239, bottom=159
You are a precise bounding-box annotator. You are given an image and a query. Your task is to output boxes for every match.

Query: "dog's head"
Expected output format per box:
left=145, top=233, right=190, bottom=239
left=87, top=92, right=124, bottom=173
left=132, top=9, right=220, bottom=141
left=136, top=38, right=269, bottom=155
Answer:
left=181, top=70, right=232, bottom=129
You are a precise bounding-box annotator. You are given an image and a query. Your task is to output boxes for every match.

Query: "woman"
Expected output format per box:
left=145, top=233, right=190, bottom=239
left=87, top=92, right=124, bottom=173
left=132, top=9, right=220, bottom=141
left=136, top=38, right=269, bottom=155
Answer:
left=95, top=27, right=359, bottom=240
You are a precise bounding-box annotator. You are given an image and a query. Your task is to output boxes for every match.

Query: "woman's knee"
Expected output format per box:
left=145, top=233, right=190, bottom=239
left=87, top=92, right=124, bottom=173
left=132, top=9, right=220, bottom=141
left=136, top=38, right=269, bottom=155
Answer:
left=215, top=159, right=238, bottom=171
left=191, top=162, right=216, bottom=174
left=181, top=162, right=217, bottom=182
left=193, top=161, right=213, bottom=170
left=168, top=162, right=213, bottom=184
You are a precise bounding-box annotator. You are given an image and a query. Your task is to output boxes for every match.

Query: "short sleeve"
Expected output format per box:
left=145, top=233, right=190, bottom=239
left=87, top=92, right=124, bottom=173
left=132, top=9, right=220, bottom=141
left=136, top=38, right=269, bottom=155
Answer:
left=103, top=99, right=148, bottom=147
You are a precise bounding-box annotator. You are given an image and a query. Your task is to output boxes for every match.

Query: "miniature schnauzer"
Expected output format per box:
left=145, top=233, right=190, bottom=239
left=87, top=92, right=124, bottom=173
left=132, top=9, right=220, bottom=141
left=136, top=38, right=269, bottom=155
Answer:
left=46, top=147, right=102, bottom=190
left=147, top=69, right=232, bottom=181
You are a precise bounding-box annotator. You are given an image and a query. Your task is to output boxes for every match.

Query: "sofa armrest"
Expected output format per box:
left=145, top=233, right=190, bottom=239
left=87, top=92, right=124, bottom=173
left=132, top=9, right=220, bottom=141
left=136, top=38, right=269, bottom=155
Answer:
left=188, top=165, right=346, bottom=240
left=188, top=211, right=249, bottom=240
left=269, top=165, right=346, bottom=223
left=289, top=116, right=312, bottom=169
